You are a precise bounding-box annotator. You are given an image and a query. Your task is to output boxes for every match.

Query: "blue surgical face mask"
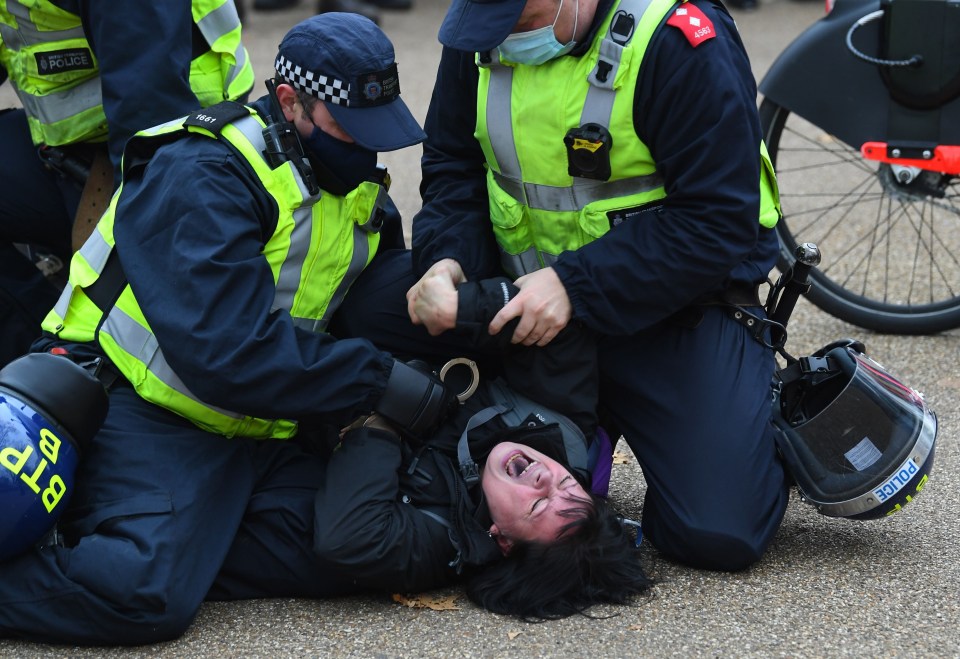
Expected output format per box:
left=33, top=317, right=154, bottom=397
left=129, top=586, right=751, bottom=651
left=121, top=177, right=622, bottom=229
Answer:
left=498, top=0, right=579, bottom=66
left=301, top=119, right=378, bottom=196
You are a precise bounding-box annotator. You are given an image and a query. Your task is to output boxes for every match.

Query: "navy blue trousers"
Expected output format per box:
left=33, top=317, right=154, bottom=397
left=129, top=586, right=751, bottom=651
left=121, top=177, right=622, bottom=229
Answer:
left=0, top=387, right=339, bottom=645
left=0, top=109, right=81, bottom=368
left=330, top=249, right=789, bottom=571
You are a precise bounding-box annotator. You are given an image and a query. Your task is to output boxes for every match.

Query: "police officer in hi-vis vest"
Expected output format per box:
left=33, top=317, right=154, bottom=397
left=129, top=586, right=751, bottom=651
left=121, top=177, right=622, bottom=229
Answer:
left=0, top=0, right=254, bottom=368
left=0, top=13, right=460, bottom=645
left=343, top=0, right=789, bottom=572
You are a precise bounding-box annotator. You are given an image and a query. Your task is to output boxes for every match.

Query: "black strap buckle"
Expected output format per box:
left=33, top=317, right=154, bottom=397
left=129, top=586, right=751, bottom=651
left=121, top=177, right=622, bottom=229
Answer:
left=78, top=356, right=129, bottom=391
left=798, top=355, right=833, bottom=374
left=727, top=305, right=787, bottom=351
left=459, top=459, right=480, bottom=486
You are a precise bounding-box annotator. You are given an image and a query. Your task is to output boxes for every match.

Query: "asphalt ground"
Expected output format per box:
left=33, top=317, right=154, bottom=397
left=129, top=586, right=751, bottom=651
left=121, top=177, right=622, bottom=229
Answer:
left=2, top=0, right=959, bottom=656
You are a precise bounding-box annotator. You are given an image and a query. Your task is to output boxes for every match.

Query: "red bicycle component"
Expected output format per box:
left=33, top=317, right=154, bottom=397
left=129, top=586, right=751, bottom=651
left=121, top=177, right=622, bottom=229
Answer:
left=861, top=142, right=960, bottom=175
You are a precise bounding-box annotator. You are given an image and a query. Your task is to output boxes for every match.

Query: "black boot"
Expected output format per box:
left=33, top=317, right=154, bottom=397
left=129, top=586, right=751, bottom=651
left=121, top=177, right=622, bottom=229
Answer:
left=316, top=0, right=381, bottom=24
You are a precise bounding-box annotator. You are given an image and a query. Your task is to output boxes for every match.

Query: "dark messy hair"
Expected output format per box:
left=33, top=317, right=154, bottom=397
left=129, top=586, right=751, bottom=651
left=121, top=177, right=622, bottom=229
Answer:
left=465, top=494, right=653, bottom=620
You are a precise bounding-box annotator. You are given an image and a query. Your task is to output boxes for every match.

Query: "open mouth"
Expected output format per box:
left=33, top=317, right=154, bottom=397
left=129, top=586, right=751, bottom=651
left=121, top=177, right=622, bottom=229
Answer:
left=504, top=451, right=538, bottom=478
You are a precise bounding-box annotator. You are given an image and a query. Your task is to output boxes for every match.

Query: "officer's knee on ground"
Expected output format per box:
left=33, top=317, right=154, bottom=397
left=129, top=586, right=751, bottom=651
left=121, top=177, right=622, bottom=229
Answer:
left=94, top=600, right=199, bottom=646
left=669, top=528, right=766, bottom=572
left=646, top=516, right=775, bottom=572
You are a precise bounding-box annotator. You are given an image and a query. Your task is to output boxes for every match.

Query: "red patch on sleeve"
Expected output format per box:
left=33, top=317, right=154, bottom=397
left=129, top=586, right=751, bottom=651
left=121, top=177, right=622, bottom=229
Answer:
left=666, top=3, right=716, bottom=48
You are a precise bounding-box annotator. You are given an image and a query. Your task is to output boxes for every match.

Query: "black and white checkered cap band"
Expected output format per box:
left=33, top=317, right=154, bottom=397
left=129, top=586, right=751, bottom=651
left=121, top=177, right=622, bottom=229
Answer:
left=275, top=54, right=350, bottom=106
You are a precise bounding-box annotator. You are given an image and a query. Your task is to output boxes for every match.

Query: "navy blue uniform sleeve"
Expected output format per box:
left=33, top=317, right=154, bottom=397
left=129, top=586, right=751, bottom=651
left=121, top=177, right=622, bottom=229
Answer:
left=552, top=1, right=772, bottom=333
left=313, top=430, right=454, bottom=592
left=112, top=136, right=395, bottom=422
left=79, top=1, right=203, bottom=177
left=412, top=47, right=501, bottom=280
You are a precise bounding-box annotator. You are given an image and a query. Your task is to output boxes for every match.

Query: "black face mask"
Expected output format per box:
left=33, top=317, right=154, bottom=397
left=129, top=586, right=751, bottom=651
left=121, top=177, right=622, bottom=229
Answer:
left=301, top=124, right=378, bottom=196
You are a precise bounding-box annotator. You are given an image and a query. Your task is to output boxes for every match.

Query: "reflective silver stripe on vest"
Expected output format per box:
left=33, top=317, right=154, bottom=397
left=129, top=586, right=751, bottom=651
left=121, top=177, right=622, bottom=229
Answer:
left=17, top=76, right=101, bottom=126
left=49, top=279, right=73, bottom=324
left=101, top=304, right=243, bottom=419
left=196, top=1, right=247, bottom=88
left=583, top=0, right=658, bottom=125
left=227, top=42, right=248, bottom=89
left=501, top=247, right=547, bottom=277
left=52, top=227, right=113, bottom=319
left=77, top=226, right=112, bottom=274
left=485, top=65, right=520, bottom=179
left=1, top=1, right=87, bottom=47
left=491, top=170, right=663, bottom=211
left=319, top=221, right=371, bottom=329
left=273, top=195, right=315, bottom=319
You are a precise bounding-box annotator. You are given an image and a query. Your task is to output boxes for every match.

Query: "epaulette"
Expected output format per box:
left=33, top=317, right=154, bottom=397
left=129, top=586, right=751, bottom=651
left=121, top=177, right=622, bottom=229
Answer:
left=666, top=1, right=717, bottom=48
left=182, top=101, right=250, bottom=135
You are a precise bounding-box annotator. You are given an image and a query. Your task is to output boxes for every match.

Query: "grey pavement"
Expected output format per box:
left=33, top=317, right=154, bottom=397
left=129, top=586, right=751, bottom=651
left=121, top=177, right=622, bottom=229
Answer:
left=2, top=0, right=958, bottom=656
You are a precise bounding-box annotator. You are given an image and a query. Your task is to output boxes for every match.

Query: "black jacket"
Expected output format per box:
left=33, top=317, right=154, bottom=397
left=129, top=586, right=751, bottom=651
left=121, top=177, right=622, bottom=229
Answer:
left=312, top=379, right=587, bottom=593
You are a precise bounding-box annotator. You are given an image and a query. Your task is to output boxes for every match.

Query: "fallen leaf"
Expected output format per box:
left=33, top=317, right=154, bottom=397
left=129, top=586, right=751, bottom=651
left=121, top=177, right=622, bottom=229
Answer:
left=507, top=631, right=521, bottom=640
left=627, top=624, right=643, bottom=631
left=391, top=593, right=461, bottom=611
left=612, top=450, right=631, bottom=465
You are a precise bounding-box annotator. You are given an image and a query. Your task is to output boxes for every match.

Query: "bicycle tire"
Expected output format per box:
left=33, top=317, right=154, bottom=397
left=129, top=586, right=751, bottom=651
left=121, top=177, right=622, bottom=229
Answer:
left=759, top=98, right=960, bottom=334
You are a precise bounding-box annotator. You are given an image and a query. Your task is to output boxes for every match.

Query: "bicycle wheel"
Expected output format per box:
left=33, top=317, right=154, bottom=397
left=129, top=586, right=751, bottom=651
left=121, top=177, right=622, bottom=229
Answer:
left=759, top=98, right=960, bottom=334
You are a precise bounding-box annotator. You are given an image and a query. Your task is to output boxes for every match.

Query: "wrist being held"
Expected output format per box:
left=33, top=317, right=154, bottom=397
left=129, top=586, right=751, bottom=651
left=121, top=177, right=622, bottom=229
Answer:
left=489, top=267, right=572, bottom=346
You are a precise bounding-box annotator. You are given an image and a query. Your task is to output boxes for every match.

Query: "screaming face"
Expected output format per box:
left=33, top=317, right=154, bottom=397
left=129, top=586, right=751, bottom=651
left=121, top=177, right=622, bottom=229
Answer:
left=481, top=441, right=591, bottom=552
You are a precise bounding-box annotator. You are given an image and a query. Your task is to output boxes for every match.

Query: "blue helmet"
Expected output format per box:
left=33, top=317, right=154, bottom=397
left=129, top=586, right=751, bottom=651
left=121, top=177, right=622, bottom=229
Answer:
left=772, top=340, right=937, bottom=520
left=0, top=353, right=108, bottom=561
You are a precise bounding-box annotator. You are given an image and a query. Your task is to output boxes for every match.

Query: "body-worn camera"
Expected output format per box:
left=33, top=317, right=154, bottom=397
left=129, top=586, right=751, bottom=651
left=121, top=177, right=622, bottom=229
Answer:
left=564, top=123, right=613, bottom=181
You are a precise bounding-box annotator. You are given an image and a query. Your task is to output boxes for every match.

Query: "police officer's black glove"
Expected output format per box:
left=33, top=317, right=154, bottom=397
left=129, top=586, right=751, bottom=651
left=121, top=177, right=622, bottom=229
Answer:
left=374, top=359, right=459, bottom=441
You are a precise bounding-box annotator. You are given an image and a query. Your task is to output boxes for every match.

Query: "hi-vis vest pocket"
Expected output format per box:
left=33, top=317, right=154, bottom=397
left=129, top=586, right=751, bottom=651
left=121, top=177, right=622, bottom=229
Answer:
left=489, top=185, right=537, bottom=275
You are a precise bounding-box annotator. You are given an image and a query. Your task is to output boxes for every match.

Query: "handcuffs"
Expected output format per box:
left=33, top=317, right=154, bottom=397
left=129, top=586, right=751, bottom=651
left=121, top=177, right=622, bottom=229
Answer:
left=342, top=358, right=480, bottom=438
left=439, top=357, right=480, bottom=403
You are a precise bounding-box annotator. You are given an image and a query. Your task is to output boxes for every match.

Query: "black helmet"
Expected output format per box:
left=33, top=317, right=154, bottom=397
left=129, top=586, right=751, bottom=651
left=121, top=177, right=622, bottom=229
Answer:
left=0, top=353, right=108, bottom=561
left=771, top=340, right=936, bottom=520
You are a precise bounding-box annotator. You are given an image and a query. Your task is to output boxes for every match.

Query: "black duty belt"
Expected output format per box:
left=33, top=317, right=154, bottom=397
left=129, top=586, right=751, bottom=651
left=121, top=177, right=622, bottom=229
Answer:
left=668, top=282, right=763, bottom=329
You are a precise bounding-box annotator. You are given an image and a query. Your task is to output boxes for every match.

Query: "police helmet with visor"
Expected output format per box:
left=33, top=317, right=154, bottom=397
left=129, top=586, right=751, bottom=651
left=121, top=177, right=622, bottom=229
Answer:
left=0, top=353, right=108, bottom=561
left=772, top=340, right=936, bottom=520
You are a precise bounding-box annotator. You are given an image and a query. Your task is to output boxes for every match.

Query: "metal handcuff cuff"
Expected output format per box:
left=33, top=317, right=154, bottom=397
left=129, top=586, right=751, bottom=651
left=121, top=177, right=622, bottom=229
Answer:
left=438, top=357, right=480, bottom=402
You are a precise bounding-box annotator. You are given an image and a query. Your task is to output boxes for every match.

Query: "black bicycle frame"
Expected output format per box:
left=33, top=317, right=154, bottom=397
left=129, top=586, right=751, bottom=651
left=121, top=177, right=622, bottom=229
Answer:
left=759, top=0, right=960, bottom=162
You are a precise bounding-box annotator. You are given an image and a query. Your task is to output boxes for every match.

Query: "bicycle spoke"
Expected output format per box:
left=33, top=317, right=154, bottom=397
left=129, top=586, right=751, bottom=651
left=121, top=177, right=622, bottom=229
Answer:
left=786, top=174, right=880, bottom=249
